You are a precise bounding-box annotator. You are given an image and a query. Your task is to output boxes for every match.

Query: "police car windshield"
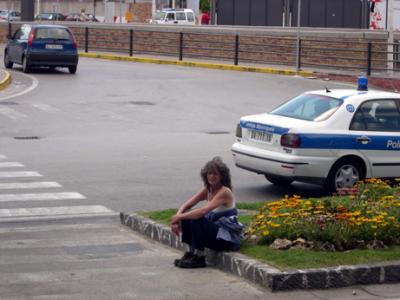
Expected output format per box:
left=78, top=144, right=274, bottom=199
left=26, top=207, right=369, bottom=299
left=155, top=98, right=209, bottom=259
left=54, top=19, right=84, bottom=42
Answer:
left=270, top=94, right=343, bottom=121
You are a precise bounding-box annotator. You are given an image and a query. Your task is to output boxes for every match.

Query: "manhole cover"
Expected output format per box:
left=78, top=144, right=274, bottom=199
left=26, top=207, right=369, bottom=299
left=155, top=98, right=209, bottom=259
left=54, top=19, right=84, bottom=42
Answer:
left=205, top=131, right=230, bottom=135
left=0, top=101, right=18, bottom=105
left=128, top=101, right=155, bottom=106
left=14, top=136, right=41, bottom=140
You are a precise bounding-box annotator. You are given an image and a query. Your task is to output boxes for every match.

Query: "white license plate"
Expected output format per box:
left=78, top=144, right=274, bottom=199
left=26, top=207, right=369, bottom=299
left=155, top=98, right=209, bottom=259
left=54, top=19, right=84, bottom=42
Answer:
left=250, top=130, right=272, bottom=142
left=45, top=44, right=63, bottom=50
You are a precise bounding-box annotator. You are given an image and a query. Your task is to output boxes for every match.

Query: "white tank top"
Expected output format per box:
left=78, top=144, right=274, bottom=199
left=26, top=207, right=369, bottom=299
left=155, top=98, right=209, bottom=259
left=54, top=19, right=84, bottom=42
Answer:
left=208, top=190, right=235, bottom=213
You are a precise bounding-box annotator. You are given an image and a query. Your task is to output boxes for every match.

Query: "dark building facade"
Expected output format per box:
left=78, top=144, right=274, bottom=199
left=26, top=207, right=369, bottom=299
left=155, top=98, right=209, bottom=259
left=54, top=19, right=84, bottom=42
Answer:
left=217, top=0, right=370, bottom=28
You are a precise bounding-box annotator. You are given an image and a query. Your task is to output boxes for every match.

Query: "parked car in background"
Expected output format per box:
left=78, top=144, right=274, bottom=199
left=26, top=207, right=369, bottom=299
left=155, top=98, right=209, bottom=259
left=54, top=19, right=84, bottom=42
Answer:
left=65, top=13, right=99, bottom=22
left=150, top=8, right=196, bottom=25
left=35, top=12, right=66, bottom=21
left=4, top=24, right=79, bottom=74
left=0, top=10, right=21, bottom=22
left=232, top=77, right=400, bottom=194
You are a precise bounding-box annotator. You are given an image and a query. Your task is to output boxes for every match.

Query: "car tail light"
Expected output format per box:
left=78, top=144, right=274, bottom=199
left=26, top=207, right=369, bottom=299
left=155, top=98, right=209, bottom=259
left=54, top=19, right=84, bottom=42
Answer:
left=235, top=123, right=242, bottom=138
left=28, top=29, right=35, bottom=47
left=281, top=133, right=301, bottom=148
left=69, top=31, right=77, bottom=49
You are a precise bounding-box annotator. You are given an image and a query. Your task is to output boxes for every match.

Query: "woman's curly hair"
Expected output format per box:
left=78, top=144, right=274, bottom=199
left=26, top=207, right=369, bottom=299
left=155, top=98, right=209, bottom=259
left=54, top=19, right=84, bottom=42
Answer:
left=200, top=156, right=232, bottom=190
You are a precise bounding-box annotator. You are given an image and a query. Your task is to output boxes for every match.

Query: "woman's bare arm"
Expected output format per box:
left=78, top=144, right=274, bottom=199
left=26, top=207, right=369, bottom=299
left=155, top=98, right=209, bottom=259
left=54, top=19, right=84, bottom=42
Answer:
left=176, top=187, right=207, bottom=214
left=171, top=187, right=232, bottom=223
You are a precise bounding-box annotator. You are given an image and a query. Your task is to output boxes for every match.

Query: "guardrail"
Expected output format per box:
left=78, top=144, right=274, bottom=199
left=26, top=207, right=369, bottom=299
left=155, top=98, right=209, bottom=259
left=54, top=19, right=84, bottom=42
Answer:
left=2, top=22, right=398, bottom=76
left=73, top=26, right=400, bottom=75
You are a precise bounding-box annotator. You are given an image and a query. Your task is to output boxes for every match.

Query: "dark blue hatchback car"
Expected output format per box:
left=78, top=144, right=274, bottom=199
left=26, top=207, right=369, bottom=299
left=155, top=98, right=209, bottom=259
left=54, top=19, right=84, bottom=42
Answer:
left=4, top=24, right=78, bottom=74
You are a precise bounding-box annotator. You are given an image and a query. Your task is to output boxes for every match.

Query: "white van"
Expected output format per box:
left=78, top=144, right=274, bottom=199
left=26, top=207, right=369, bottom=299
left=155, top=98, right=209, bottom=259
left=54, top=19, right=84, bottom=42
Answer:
left=151, top=9, right=196, bottom=25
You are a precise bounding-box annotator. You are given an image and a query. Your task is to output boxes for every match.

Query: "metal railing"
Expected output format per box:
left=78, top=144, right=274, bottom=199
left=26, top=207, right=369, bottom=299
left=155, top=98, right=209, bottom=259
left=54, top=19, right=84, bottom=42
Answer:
left=74, top=26, right=400, bottom=76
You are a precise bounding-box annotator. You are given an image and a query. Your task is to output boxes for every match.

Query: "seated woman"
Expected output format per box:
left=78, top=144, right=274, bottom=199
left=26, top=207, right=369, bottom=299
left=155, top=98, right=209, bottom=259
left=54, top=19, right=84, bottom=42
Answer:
left=170, top=157, right=243, bottom=268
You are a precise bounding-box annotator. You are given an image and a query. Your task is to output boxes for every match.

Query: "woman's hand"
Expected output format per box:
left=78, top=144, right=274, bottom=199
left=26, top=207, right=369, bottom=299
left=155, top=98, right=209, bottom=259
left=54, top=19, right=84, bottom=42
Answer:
left=171, top=222, right=181, bottom=235
left=171, top=214, right=181, bottom=225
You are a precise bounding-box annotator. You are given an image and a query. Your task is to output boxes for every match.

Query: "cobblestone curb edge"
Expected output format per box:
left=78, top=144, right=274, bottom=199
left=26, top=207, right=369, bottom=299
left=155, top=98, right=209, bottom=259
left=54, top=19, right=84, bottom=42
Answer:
left=0, top=70, right=11, bottom=91
left=120, top=212, right=400, bottom=292
left=79, top=52, right=313, bottom=77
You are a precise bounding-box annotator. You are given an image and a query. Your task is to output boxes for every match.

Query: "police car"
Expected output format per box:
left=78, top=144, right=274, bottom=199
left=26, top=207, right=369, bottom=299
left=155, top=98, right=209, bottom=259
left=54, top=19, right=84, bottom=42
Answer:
left=231, top=77, right=400, bottom=193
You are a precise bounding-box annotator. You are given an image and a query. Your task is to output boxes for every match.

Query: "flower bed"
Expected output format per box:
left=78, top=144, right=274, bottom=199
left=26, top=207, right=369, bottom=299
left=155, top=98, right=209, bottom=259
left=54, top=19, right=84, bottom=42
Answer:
left=247, top=179, right=400, bottom=251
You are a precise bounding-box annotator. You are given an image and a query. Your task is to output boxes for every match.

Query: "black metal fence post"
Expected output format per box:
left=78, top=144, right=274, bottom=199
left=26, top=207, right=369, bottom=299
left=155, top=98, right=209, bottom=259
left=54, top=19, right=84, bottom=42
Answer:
left=179, top=32, right=184, bottom=61
left=234, top=34, right=239, bottom=65
left=85, top=27, right=89, bottom=53
left=129, top=29, right=134, bottom=56
left=297, top=38, right=302, bottom=71
left=367, top=42, right=372, bottom=76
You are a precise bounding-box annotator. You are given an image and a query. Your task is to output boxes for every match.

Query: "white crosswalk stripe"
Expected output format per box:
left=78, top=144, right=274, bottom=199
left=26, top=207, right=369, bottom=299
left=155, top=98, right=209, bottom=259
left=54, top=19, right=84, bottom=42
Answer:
left=0, top=192, right=86, bottom=202
left=0, top=205, right=114, bottom=218
left=0, top=154, right=116, bottom=222
left=0, top=181, right=62, bottom=189
left=0, top=162, right=24, bottom=168
left=0, top=171, right=42, bottom=178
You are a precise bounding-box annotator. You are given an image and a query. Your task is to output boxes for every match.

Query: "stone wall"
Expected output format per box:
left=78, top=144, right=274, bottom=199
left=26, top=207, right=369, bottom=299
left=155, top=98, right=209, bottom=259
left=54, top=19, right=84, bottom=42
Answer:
left=0, top=22, right=395, bottom=73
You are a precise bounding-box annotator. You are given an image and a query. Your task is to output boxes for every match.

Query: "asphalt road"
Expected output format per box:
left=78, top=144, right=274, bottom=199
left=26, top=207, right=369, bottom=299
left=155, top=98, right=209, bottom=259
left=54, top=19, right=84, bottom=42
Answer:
left=0, top=58, right=354, bottom=213
left=1, top=57, right=400, bottom=300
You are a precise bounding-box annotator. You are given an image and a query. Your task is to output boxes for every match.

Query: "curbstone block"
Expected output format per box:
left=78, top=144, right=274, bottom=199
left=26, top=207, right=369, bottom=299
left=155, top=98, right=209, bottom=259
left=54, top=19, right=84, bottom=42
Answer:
left=120, top=212, right=400, bottom=292
left=384, top=264, right=400, bottom=283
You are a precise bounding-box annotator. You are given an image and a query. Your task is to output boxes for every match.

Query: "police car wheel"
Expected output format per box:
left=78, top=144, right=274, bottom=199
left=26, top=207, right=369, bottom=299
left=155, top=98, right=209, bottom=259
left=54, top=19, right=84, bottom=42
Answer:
left=265, top=175, right=293, bottom=186
left=325, top=159, right=364, bottom=194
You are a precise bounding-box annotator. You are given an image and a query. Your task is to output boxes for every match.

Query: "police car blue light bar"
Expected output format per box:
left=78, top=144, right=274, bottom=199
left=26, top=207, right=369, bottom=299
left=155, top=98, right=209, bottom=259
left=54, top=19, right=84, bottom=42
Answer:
left=357, top=75, right=368, bottom=91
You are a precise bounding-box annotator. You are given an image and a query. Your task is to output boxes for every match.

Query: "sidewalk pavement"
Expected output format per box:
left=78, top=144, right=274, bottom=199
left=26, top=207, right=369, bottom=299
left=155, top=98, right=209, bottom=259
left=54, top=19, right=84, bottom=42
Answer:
left=120, top=212, right=400, bottom=293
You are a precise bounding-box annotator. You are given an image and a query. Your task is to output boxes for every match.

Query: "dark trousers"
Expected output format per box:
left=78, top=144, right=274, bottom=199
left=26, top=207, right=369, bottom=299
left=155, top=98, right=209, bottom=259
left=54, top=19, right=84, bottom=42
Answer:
left=181, top=218, right=234, bottom=252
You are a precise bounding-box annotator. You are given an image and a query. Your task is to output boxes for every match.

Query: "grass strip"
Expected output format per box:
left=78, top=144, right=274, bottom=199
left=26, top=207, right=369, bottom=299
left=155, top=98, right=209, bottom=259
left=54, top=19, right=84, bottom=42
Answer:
left=138, top=204, right=400, bottom=270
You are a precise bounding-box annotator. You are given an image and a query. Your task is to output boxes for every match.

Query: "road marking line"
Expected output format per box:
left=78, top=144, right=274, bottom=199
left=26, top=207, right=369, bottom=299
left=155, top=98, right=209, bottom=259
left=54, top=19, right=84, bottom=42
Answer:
left=0, top=182, right=62, bottom=189
left=0, top=162, right=24, bottom=168
left=0, top=107, right=27, bottom=120
left=0, top=155, right=7, bottom=159
left=0, top=192, right=86, bottom=202
left=31, top=103, right=58, bottom=112
left=0, top=205, right=114, bottom=218
left=0, top=73, right=39, bottom=102
left=0, top=171, right=42, bottom=178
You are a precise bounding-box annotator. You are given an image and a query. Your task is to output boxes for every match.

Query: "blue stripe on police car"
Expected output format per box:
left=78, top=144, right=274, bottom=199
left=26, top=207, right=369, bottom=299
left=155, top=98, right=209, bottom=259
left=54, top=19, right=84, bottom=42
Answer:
left=298, top=134, right=400, bottom=151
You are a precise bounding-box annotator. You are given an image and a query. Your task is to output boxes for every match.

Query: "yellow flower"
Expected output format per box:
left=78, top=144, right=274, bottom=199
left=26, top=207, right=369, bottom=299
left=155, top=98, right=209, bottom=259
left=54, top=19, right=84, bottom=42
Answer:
left=262, top=230, right=269, bottom=236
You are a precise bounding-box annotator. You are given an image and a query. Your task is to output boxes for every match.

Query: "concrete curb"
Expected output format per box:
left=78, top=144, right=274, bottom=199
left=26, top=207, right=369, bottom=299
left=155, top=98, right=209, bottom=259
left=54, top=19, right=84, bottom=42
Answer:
left=120, top=212, right=400, bottom=292
left=0, top=69, right=11, bottom=91
left=79, top=52, right=313, bottom=77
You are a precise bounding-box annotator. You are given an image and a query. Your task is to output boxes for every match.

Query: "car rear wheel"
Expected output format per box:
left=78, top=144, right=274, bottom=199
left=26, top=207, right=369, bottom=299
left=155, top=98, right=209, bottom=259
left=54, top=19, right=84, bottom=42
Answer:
left=22, top=56, right=30, bottom=73
left=265, top=175, right=293, bottom=186
left=68, top=65, right=77, bottom=74
left=324, top=159, right=364, bottom=194
left=4, top=51, right=13, bottom=69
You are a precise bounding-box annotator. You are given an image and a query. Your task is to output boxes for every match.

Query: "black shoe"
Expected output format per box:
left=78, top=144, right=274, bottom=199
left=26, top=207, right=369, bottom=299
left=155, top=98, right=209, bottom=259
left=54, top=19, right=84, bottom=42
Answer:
left=177, top=255, right=206, bottom=268
left=173, top=252, right=195, bottom=267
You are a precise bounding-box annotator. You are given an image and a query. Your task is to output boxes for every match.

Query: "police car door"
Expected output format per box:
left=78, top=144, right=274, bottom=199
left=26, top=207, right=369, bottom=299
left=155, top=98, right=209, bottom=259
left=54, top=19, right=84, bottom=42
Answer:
left=350, top=99, right=400, bottom=178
